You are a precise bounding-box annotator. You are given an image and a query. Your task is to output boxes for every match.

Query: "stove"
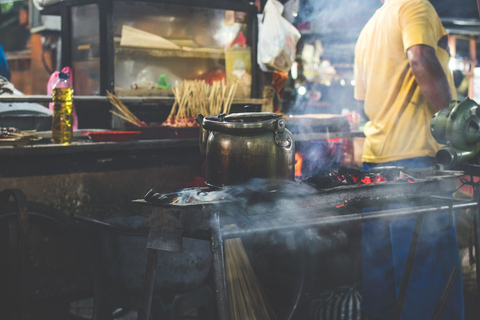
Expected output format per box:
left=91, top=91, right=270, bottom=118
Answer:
left=134, top=168, right=480, bottom=320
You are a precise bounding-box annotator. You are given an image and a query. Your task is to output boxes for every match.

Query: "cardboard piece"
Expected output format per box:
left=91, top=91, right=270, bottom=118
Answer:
left=120, top=25, right=181, bottom=50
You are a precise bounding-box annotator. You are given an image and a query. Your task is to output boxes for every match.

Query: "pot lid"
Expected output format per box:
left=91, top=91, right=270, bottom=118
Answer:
left=203, top=112, right=282, bottom=133
left=223, top=112, right=280, bottom=122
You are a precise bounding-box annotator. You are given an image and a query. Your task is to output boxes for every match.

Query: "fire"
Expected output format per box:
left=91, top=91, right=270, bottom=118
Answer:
left=295, top=152, right=303, bottom=177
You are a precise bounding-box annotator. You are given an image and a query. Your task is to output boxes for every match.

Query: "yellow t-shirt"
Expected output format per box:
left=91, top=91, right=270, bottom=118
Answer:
left=354, top=0, right=456, bottom=163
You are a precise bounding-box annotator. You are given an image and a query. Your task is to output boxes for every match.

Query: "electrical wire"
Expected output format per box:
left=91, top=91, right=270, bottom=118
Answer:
left=41, top=35, right=55, bottom=75
left=477, top=0, right=480, bottom=20
left=455, top=175, right=480, bottom=195
left=32, top=0, right=44, bottom=11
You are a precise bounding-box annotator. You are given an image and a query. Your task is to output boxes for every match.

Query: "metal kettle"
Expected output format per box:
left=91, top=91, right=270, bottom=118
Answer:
left=197, top=112, right=295, bottom=188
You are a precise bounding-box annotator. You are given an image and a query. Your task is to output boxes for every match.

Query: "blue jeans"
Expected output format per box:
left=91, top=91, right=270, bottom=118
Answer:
left=362, top=157, right=464, bottom=320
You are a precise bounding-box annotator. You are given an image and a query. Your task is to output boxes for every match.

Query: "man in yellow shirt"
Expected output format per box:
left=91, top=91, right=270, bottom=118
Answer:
left=354, top=0, right=463, bottom=319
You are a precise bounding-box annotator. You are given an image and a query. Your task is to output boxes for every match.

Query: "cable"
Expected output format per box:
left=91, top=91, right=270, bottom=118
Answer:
left=41, top=35, right=55, bottom=75
left=477, top=0, right=480, bottom=20
left=32, top=0, right=45, bottom=11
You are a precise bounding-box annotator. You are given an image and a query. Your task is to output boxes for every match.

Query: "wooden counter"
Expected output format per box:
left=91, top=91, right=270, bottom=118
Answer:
left=0, top=138, right=200, bottom=177
left=0, top=137, right=202, bottom=219
left=0, top=131, right=363, bottom=219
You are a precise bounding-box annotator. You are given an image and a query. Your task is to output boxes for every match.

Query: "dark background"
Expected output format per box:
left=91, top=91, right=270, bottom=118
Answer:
left=290, top=0, right=480, bottom=64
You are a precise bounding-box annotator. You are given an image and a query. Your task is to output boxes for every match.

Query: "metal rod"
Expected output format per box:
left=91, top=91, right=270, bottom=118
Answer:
left=473, top=187, right=480, bottom=305
left=394, top=214, right=425, bottom=320
left=431, top=266, right=459, bottom=320
left=138, top=248, right=159, bottom=320
left=221, top=202, right=478, bottom=239
left=211, top=212, right=230, bottom=320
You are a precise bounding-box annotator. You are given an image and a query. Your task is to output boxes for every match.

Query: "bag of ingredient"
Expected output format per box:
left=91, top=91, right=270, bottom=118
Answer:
left=257, top=0, right=301, bottom=73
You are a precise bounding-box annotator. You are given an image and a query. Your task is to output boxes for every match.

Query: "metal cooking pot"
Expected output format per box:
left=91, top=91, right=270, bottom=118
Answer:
left=197, top=112, right=295, bottom=188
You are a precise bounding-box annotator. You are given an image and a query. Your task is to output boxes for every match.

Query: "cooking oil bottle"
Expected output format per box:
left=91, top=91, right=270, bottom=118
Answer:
left=51, top=72, right=73, bottom=144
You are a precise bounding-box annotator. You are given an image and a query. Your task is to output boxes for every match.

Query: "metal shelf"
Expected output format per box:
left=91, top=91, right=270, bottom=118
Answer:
left=115, top=46, right=225, bottom=59
left=0, top=95, right=264, bottom=105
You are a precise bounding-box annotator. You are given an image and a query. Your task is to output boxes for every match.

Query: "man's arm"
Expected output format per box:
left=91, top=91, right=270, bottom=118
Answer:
left=407, top=45, right=452, bottom=112
left=356, top=100, right=368, bottom=123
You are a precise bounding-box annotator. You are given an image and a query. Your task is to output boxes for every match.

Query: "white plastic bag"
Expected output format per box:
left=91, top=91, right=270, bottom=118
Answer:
left=257, top=0, right=301, bottom=73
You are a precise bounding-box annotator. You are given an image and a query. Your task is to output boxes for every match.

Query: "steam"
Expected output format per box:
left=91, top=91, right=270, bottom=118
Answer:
left=174, top=178, right=345, bottom=246
left=282, top=1, right=381, bottom=177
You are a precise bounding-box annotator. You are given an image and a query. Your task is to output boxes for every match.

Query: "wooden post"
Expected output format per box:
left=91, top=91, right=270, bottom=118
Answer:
left=469, top=38, right=477, bottom=99
left=448, top=35, right=456, bottom=59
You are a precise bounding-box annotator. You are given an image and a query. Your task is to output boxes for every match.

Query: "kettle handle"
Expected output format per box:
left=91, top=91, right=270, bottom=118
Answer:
left=274, top=119, right=292, bottom=148
left=197, top=114, right=208, bottom=157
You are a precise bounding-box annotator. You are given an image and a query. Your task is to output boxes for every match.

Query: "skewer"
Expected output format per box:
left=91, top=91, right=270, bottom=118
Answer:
left=167, top=79, right=239, bottom=126
left=225, top=238, right=277, bottom=320
left=109, top=110, right=142, bottom=127
left=106, top=91, right=144, bottom=126
left=225, top=82, right=238, bottom=115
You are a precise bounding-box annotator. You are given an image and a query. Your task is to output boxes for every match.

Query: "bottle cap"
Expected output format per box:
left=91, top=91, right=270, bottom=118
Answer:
left=58, top=72, right=69, bottom=80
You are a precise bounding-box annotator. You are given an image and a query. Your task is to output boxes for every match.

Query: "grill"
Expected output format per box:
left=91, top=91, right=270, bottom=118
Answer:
left=134, top=168, right=480, bottom=320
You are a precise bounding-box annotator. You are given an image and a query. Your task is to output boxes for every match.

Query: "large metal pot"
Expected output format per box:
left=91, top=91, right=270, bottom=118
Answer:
left=198, top=112, right=295, bottom=188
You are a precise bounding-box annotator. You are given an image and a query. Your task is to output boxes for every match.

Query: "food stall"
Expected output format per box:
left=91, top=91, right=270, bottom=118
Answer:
left=1, top=0, right=480, bottom=319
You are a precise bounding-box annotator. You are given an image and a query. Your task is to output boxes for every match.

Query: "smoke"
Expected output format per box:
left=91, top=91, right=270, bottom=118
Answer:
left=171, top=187, right=230, bottom=204
left=295, top=0, right=380, bottom=63
left=169, top=168, right=460, bottom=250
left=281, top=1, right=382, bottom=177
left=173, top=178, right=352, bottom=250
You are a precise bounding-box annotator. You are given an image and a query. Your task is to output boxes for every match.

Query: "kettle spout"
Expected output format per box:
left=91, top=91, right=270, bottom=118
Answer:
left=197, top=114, right=207, bottom=157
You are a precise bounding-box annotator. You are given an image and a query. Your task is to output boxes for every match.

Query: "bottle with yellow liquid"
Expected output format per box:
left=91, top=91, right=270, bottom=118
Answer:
left=51, top=72, right=73, bottom=144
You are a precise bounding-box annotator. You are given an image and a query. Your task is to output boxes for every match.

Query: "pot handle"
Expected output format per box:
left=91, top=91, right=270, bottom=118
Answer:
left=274, top=119, right=292, bottom=148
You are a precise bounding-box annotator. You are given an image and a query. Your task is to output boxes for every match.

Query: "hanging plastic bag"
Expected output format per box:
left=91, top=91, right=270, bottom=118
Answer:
left=47, top=66, right=78, bottom=129
left=257, top=0, right=301, bottom=73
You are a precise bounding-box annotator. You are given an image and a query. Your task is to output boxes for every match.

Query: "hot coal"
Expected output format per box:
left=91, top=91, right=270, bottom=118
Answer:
left=303, top=166, right=389, bottom=189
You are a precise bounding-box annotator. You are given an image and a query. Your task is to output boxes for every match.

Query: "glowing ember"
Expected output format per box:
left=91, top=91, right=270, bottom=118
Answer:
left=295, top=152, right=303, bottom=177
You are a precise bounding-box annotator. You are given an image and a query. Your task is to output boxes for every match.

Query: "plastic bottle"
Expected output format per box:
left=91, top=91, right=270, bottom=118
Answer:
left=51, top=71, right=73, bottom=144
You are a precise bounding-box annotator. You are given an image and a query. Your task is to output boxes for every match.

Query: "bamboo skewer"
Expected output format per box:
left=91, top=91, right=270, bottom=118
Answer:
left=224, top=83, right=238, bottom=115
left=106, top=90, right=144, bottom=127
left=109, top=110, right=138, bottom=124
left=165, top=79, right=239, bottom=127
left=106, top=81, right=241, bottom=127
left=225, top=238, right=277, bottom=320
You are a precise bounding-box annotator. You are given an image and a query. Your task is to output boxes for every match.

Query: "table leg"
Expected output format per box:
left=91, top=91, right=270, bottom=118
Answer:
left=211, top=213, right=230, bottom=320
left=138, top=248, right=159, bottom=320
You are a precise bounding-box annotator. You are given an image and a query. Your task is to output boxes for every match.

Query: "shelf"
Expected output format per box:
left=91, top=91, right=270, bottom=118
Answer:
left=5, top=50, right=31, bottom=61
left=115, top=46, right=225, bottom=59
left=0, top=95, right=265, bottom=105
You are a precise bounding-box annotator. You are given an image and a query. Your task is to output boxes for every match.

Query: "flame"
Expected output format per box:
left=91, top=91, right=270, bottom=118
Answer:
left=295, top=152, right=303, bottom=177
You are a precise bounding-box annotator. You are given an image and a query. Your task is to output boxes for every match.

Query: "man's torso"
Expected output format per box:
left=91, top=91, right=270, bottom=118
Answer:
left=354, top=0, right=456, bottom=163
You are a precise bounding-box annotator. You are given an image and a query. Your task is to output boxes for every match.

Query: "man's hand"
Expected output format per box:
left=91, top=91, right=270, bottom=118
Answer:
left=407, top=45, right=453, bottom=112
